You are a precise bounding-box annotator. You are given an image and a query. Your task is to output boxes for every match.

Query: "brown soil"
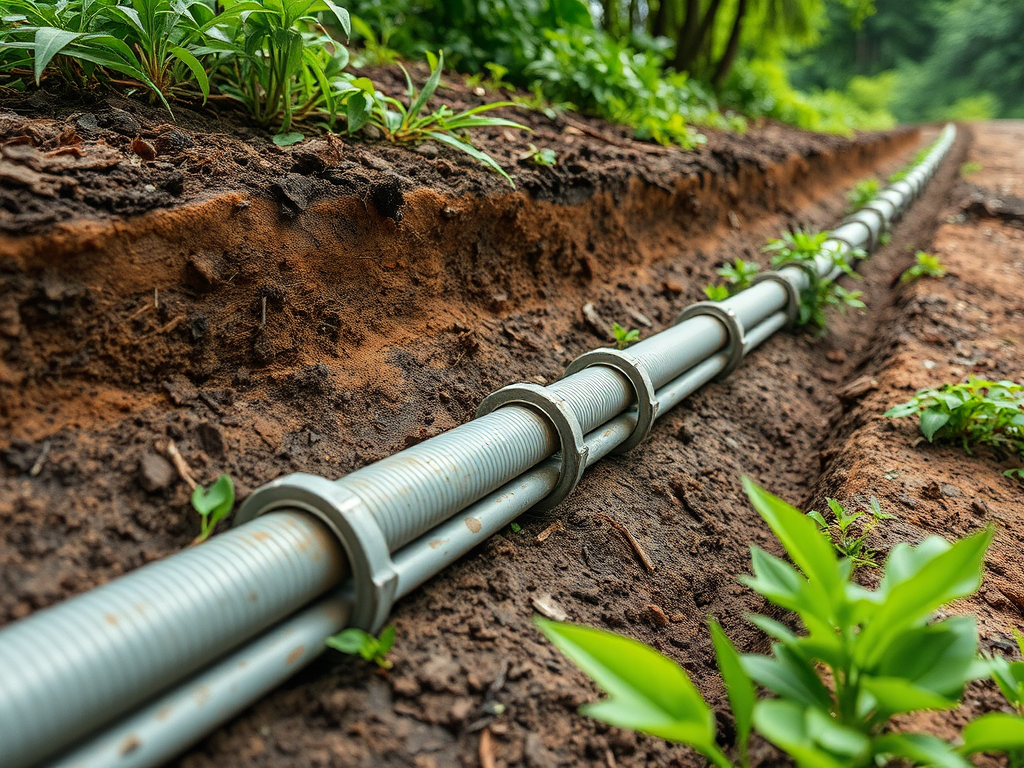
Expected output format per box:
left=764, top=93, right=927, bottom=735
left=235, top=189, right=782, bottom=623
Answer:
left=5, top=78, right=1019, bottom=768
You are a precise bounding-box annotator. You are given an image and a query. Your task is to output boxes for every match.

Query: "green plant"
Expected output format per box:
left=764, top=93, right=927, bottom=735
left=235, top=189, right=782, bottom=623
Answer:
left=510, top=522, right=522, bottom=533
left=845, top=178, right=880, bottom=213
left=341, top=51, right=528, bottom=186
left=763, top=230, right=866, bottom=334
left=960, top=161, right=983, bottom=175
left=191, top=474, right=235, bottom=543
left=704, top=284, right=731, bottom=301
left=885, top=378, right=1024, bottom=480
left=716, top=257, right=761, bottom=294
left=525, top=143, right=557, bottom=166
left=1, top=0, right=190, bottom=110
left=807, top=496, right=895, bottom=569
left=326, top=625, right=395, bottom=669
left=900, top=251, right=947, bottom=283
left=466, top=61, right=515, bottom=92
left=349, top=13, right=400, bottom=66
left=538, top=476, right=1022, bottom=767
left=611, top=322, right=639, bottom=350
left=199, top=0, right=352, bottom=132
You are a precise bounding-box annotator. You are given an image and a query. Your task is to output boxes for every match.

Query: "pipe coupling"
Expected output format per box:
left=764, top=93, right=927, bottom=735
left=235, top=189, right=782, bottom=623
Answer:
left=749, top=272, right=801, bottom=327
left=674, top=302, right=747, bottom=378
left=562, top=349, right=659, bottom=455
left=235, top=474, right=398, bottom=633
left=476, top=383, right=588, bottom=512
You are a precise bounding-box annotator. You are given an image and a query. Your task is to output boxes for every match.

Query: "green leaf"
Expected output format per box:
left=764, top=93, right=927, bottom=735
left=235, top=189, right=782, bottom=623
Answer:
left=378, top=625, right=396, bottom=655
left=752, top=700, right=849, bottom=768
left=742, top=646, right=832, bottom=711
left=190, top=474, right=235, bottom=541
left=326, top=627, right=372, bottom=654
left=859, top=676, right=958, bottom=714
left=855, top=528, right=992, bottom=668
left=320, top=0, right=350, bottom=36
left=960, top=712, right=1024, bottom=753
left=873, top=733, right=972, bottom=768
left=345, top=91, right=371, bottom=134
left=920, top=408, right=951, bottom=441
left=534, top=617, right=726, bottom=760
left=273, top=131, right=305, bottom=146
left=408, top=50, right=444, bottom=120
left=740, top=546, right=807, bottom=613
left=31, top=27, right=82, bottom=84
left=426, top=130, right=515, bottom=188
left=169, top=44, right=209, bottom=101
left=742, top=477, right=841, bottom=595
left=709, top=619, right=753, bottom=763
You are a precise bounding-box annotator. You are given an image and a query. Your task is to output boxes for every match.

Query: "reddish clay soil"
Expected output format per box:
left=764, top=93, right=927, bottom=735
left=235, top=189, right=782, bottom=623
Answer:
left=5, top=77, right=1021, bottom=768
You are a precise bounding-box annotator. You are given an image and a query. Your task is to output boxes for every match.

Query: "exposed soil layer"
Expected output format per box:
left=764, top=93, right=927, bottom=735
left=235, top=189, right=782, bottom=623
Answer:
left=2, top=103, right=1002, bottom=767
left=0, top=67, right=909, bottom=236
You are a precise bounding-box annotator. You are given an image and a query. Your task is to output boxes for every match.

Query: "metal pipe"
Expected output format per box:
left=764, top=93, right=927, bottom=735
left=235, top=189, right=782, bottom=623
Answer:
left=0, top=513, right=346, bottom=768
left=0, top=125, right=955, bottom=768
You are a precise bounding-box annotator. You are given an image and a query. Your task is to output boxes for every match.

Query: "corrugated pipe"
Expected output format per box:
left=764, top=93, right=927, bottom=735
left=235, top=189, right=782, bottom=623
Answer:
left=0, top=125, right=956, bottom=768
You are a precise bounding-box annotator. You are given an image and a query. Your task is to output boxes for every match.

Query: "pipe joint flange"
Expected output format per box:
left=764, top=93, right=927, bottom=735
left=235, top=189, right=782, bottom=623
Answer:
left=860, top=202, right=893, bottom=230
left=826, top=232, right=861, bottom=257
left=561, top=349, right=659, bottom=455
left=673, top=301, right=746, bottom=377
left=235, top=473, right=397, bottom=633
left=749, top=271, right=800, bottom=327
left=475, top=383, right=588, bottom=512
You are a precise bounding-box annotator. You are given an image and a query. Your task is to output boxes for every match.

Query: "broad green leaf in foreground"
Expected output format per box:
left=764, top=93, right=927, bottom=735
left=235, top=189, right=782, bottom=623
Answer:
left=535, top=617, right=730, bottom=767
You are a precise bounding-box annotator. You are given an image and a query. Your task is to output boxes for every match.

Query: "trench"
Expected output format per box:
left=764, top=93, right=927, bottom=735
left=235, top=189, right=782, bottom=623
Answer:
left=0, top=125, right=960, bottom=768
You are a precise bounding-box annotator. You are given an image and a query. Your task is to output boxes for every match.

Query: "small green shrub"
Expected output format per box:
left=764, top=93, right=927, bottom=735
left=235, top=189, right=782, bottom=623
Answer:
left=191, top=474, right=235, bottom=543
left=885, top=378, right=1024, bottom=480
left=845, top=179, right=880, bottom=214
left=538, top=477, right=1022, bottom=767
left=525, top=143, right=557, bottom=166
left=341, top=51, right=527, bottom=186
left=900, top=251, right=946, bottom=283
left=704, top=284, right=730, bottom=302
left=763, top=230, right=866, bottom=334
left=716, top=258, right=761, bottom=294
left=807, top=496, right=895, bottom=569
left=611, top=322, right=639, bottom=350
left=326, top=625, right=395, bottom=669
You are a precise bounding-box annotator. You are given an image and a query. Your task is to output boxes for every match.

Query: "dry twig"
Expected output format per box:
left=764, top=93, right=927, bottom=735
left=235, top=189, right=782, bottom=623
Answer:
left=597, top=513, right=655, bottom=573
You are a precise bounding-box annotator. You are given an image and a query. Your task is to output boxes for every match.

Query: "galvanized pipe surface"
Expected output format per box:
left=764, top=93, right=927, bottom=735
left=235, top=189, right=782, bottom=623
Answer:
left=46, top=592, right=354, bottom=768
left=0, top=125, right=955, bottom=768
left=0, top=513, right=346, bottom=768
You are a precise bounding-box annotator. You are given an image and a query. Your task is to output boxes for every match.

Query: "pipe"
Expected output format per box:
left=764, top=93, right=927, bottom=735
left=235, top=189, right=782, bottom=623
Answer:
left=0, top=125, right=956, bottom=768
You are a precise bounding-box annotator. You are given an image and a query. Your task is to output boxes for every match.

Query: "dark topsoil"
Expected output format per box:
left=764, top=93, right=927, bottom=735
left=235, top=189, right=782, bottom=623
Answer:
left=2, top=62, right=895, bottom=234
left=4, top=68, right=1021, bottom=768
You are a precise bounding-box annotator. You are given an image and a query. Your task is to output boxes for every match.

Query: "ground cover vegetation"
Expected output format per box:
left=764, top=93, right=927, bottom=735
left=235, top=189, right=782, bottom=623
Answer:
left=886, top=380, right=1024, bottom=483
left=539, top=476, right=1024, bottom=767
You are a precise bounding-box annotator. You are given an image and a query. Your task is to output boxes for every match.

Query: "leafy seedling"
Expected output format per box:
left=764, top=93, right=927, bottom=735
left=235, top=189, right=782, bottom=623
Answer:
left=340, top=51, right=528, bottom=186
left=763, top=229, right=866, bottom=334
left=900, top=251, right=946, bottom=283
left=845, top=178, right=880, bottom=213
left=526, top=143, right=557, bottom=166
left=326, top=625, right=395, bottom=669
left=537, top=476, right=1011, bottom=768
left=611, top=322, right=639, bottom=350
left=807, top=496, right=895, bottom=569
left=961, top=161, right=982, bottom=175
left=885, top=378, right=1024, bottom=480
left=191, top=473, right=235, bottom=543
left=716, top=257, right=760, bottom=293
left=510, top=522, right=522, bottom=533
left=704, top=284, right=730, bottom=301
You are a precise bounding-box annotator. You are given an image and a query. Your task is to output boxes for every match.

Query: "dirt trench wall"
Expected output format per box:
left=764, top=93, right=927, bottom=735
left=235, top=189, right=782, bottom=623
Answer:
left=0, top=128, right=917, bottom=444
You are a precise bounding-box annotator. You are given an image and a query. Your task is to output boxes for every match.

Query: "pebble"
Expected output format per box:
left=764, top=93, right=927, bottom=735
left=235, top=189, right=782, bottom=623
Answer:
left=138, top=452, right=174, bottom=492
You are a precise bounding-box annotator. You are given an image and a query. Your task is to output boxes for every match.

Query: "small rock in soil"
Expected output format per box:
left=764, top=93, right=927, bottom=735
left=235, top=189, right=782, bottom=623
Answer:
left=138, top=451, right=175, bottom=492
left=369, top=174, right=405, bottom=222
left=662, top=278, right=684, bottom=296
left=271, top=173, right=317, bottom=215
left=826, top=349, right=847, bottom=364
left=198, top=422, right=225, bottom=459
left=131, top=138, right=157, bottom=161
left=98, top=107, right=140, bottom=136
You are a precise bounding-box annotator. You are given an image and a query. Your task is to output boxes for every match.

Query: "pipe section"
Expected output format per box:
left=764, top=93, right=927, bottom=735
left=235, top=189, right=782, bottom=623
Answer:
left=0, top=125, right=955, bottom=768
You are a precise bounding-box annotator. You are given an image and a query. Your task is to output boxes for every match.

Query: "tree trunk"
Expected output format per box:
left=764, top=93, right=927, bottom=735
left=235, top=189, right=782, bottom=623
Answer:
left=711, top=0, right=746, bottom=88
left=671, top=0, right=701, bottom=70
